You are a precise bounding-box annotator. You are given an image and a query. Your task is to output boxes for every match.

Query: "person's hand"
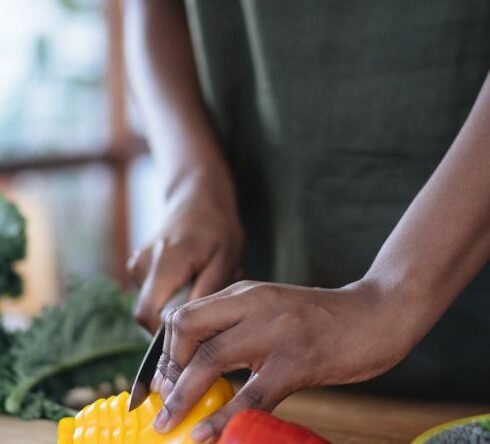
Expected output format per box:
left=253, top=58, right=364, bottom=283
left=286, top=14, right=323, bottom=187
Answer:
left=128, top=184, right=244, bottom=333
left=150, top=279, right=420, bottom=442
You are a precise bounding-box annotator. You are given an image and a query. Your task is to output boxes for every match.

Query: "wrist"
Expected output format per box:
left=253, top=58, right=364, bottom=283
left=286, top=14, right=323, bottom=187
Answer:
left=356, top=272, right=438, bottom=358
left=164, top=164, right=238, bottom=213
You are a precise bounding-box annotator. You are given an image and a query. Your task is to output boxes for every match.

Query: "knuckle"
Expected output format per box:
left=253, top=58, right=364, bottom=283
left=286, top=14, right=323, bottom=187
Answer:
left=258, top=284, right=283, bottom=305
left=133, top=305, right=152, bottom=327
left=156, top=352, right=170, bottom=375
left=164, top=307, right=178, bottom=328
left=165, top=308, right=192, bottom=333
left=171, top=308, right=194, bottom=335
left=229, top=280, right=256, bottom=293
left=231, top=280, right=277, bottom=301
left=165, top=360, right=184, bottom=384
left=195, top=340, right=222, bottom=367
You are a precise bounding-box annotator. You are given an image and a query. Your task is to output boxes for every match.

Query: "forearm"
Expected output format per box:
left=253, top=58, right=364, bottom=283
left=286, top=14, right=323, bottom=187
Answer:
left=365, top=72, right=490, bottom=336
left=124, top=0, right=235, bottom=207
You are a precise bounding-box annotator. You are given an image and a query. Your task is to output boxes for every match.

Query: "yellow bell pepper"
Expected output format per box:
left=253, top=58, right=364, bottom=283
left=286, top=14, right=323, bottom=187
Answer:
left=57, top=378, right=234, bottom=444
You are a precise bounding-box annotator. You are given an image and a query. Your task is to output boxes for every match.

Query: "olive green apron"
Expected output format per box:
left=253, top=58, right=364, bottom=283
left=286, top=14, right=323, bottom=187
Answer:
left=184, top=0, right=490, bottom=401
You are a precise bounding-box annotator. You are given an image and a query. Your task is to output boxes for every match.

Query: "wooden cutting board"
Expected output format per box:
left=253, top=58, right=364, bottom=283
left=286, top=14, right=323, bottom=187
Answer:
left=1, top=388, right=489, bottom=443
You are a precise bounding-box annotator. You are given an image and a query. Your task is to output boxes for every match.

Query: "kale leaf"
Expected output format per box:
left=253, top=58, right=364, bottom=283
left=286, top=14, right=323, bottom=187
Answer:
left=0, top=277, right=148, bottom=420
left=0, top=194, right=26, bottom=298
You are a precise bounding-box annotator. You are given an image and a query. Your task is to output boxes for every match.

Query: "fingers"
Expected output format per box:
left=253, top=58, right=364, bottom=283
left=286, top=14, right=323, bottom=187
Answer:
left=157, top=307, right=179, bottom=399
left=191, top=371, right=286, bottom=443
left=190, top=247, right=236, bottom=300
left=154, top=285, right=246, bottom=397
left=164, top=281, right=255, bottom=368
left=127, top=246, right=152, bottom=287
left=157, top=281, right=265, bottom=389
left=154, top=321, right=270, bottom=433
left=150, top=353, right=166, bottom=393
left=133, top=240, right=194, bottom=333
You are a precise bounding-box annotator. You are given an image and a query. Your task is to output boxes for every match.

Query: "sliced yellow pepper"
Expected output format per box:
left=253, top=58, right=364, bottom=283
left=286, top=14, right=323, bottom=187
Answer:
left=58, top=378, right=234, bottom=444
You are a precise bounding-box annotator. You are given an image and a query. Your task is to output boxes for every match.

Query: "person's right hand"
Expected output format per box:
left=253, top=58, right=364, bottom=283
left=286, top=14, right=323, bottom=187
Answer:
left=128, top=183, right=245, bottom=333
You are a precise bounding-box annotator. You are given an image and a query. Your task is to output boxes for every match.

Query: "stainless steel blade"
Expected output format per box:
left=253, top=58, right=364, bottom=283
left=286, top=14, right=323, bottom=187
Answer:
left=128, top=284, right=191, bottom=411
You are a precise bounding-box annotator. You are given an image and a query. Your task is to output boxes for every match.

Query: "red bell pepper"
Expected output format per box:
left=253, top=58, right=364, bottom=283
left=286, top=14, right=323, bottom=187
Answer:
left=218, top=409, right=332, bottom=444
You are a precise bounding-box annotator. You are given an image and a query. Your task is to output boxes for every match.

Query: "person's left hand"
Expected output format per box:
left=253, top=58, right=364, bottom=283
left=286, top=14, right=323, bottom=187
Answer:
left=149, top=278, right=419, bottom=442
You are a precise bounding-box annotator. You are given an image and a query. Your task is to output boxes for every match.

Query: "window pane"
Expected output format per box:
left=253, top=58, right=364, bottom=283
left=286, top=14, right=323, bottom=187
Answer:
left=0, top=0, right=108, bottom=159
left=8, top=165, right=114, bottom=297
left=128, top=155, right=164, bottom=250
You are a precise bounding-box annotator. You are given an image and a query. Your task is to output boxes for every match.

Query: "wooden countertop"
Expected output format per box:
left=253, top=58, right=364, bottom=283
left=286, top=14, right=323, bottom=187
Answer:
left=0, top=415, right=57, bottom=444
left=275, top=389, right=490, bottom=443
left=2, top=389, right=489, bottom=443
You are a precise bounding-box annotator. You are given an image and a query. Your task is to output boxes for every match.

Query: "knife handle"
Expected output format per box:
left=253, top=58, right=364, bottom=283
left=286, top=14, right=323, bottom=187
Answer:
left=159, top=283, right=192, bottom=324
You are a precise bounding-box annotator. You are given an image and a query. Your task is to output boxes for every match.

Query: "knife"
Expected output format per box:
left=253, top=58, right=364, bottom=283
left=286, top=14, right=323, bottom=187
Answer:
left=128, top=284, right=191, bottom=411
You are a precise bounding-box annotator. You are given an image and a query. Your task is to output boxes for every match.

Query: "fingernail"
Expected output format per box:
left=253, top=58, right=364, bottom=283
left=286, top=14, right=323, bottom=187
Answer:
left=192, top=422, right=214, bottom=443
left=153, top=407, right=169, bottom=432
left=160, top=379, right=174, bottom=400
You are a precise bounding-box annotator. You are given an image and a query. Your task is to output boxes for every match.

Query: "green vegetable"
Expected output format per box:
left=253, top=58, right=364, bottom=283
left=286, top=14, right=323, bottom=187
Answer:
left=0, top=194, right=26, bottom=298
left=479, top=419, right=490, bottom=433
left=0, top=277, right=148, bottom=420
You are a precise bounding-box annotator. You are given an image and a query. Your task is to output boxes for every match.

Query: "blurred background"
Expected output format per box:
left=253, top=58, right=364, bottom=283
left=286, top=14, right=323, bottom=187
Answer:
left=0, top=0, right=160, bottom=318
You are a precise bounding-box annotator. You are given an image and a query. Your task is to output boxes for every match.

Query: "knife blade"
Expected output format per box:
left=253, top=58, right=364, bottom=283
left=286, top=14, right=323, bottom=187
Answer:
left=128, top=284, right=191, bottom=411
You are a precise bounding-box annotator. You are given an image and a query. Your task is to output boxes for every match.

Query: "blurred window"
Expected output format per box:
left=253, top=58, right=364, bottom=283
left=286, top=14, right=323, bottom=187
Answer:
left=0, top=0, right=142, bottom=304
left=0, top=0, right=108, bottom=159
left=12, top=166, right=114, bottom=284
left=0, top=0, right=166, bottom=307
left=129, top=155, right=164, bottom=250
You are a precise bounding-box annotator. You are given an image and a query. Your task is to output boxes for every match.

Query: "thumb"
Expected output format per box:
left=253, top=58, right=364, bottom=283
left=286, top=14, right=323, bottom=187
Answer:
left=191, top=370, right=288, bottom=443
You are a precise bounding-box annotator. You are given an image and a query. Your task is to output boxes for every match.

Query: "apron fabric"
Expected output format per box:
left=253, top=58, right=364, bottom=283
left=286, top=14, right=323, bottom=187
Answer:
left=183, top=0, right=490, bottom=401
